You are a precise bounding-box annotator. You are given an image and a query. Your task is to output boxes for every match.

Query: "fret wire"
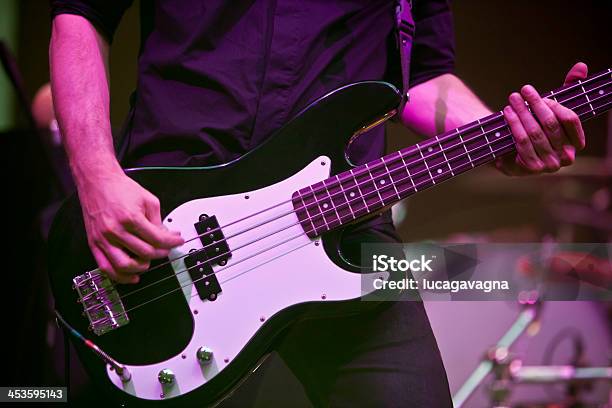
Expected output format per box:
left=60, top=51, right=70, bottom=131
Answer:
left=364, top=162, right=386, bottom=206
left=349, top=168, right=369, bottom=213
left=382, top=156, right=402, bottom=200
left=322, top=182, right=343, bottom=224
left=579, top=79, right=596, bottom=116
left=308, top=185, right=331, bottom=231
left=399, top=153, right=418, bottom=192
left=335, top=175, right=356, bottom=220
left=478, top=118, right=496, bottom=159
left=580, top=98, right=610, bottom=120
left=436, top=135, right=454, bottom=176
left=575, top=90, right=611, bottom=118
left=456, top=128, right=475, bottom=168
left=417, top=144, right=436, bottom=184
left=295, top=189, right=319, bottom=236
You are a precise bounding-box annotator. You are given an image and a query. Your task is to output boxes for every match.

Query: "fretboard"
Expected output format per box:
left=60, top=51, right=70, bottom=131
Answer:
left=293, top=68, right=612, bottom=238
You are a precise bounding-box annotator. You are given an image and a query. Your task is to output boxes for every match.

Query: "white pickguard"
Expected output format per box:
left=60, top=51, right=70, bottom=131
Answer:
left=107, top=157, right=388, bottom=400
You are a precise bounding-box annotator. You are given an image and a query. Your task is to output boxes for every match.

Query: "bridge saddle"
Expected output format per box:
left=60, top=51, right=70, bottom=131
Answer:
left=73, top=269, right=130, bottom=336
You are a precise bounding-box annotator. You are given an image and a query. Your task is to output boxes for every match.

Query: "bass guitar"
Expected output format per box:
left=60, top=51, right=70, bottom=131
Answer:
left=48, top=68, right=611, bottom=406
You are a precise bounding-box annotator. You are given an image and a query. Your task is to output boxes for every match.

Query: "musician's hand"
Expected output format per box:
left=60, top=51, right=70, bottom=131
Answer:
left=495, top=62, right=587, bottom=176
left=79, top=171, right=184, bottom=284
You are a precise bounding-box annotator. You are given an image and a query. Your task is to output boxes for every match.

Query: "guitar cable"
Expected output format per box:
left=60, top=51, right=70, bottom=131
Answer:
left=55, top=310, right=131, bottom=383
left=63, top=324, right=70, bottom=402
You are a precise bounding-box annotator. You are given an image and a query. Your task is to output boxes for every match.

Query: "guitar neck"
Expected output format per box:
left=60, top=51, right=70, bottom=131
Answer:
left=293, top=68, right=612, bottom=238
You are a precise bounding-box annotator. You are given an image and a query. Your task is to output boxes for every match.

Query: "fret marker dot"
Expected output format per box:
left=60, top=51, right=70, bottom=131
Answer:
left=599, top=89, right=604, bottom=95
left=437, top=169, right=443, bottom=174
left=380, top=179, right=386, bottom=185
left=322, top=203, right=328, bottom=209
left=495, top=132, right=501, bottom=138
left=427, top=147, right=433, bottom=152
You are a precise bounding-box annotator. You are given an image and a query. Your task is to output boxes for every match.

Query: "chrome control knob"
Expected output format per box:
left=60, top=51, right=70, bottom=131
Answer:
left=196, top=346, right=214, bottom=364
left=158, top=369, right=175, bottom=384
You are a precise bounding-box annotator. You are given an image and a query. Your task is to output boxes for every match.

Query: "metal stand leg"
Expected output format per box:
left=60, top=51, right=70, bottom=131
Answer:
left=452, top=305, right=540, bottom=408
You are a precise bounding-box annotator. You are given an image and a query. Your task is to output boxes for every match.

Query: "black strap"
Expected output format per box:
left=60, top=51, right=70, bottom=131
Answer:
left=395, top=0, right=414, bottom=113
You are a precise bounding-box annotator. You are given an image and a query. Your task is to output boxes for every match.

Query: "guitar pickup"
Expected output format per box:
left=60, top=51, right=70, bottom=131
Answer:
left=185, top=215, right=232, bottom=301
left=194, top=215, right=232, bottom=264
left=73, top=269, right=130, bottom=336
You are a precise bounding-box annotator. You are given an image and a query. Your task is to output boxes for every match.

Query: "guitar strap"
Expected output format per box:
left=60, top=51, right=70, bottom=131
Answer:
left=395, top=0, right=415, bottom=113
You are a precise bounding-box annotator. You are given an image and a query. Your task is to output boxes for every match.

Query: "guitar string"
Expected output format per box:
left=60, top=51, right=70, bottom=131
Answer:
left=199, top=69, right=611, bottom=240
left=85, top=117, right=520, bottom=305
left=78, top=104, right=514, bottom=286
left=83, top=74, right=605, bottom=290
left=87, top=89, right=611, bottom=319
left=74, top=69, right=612, bottom=282
left=119, top=89, right=612, bottom=318
left=84, top=84, right=612, bottom=308
left=121, top=138, right=522, bottom=315
left=97, top=98, right=612, bottom=322
left=77, top=70, right=610, bottom=287
left=130, top=90, right=612, bottom=316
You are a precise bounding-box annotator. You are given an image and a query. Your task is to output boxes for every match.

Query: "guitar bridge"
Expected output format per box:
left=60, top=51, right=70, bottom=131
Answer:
left=73, top=269, right=130, bottom=336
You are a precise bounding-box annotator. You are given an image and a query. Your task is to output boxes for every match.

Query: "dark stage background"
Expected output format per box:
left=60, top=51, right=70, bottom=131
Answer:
left=1, top=1, right=610, bottom=407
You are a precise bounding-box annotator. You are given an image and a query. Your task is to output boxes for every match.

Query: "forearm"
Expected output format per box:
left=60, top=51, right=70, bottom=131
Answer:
left=49, top=14, right=121, bottom=190
left=49, top=17, right=183, bottom=279
left=400, top=73, right=493, bottom=138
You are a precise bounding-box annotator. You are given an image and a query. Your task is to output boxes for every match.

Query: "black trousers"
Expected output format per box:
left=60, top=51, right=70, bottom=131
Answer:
left=271, top=221, right=453, bottom=407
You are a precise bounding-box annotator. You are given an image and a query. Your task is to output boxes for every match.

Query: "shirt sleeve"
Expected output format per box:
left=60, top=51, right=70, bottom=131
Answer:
left=50, top=0, right=134, bottom=43
left=409, top=0, right=456, bottom=86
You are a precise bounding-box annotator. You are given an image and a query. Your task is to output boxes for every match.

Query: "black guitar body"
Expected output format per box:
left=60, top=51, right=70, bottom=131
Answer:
left=48, top=81, right=401, bottom=407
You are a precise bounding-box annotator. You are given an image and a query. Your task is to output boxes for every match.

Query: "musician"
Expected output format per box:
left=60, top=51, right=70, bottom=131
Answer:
left=49, top=0, right=586, bottom=406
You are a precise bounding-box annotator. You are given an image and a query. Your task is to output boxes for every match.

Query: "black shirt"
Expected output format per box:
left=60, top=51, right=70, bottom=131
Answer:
left=50, top=0, right=455, bottom=168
